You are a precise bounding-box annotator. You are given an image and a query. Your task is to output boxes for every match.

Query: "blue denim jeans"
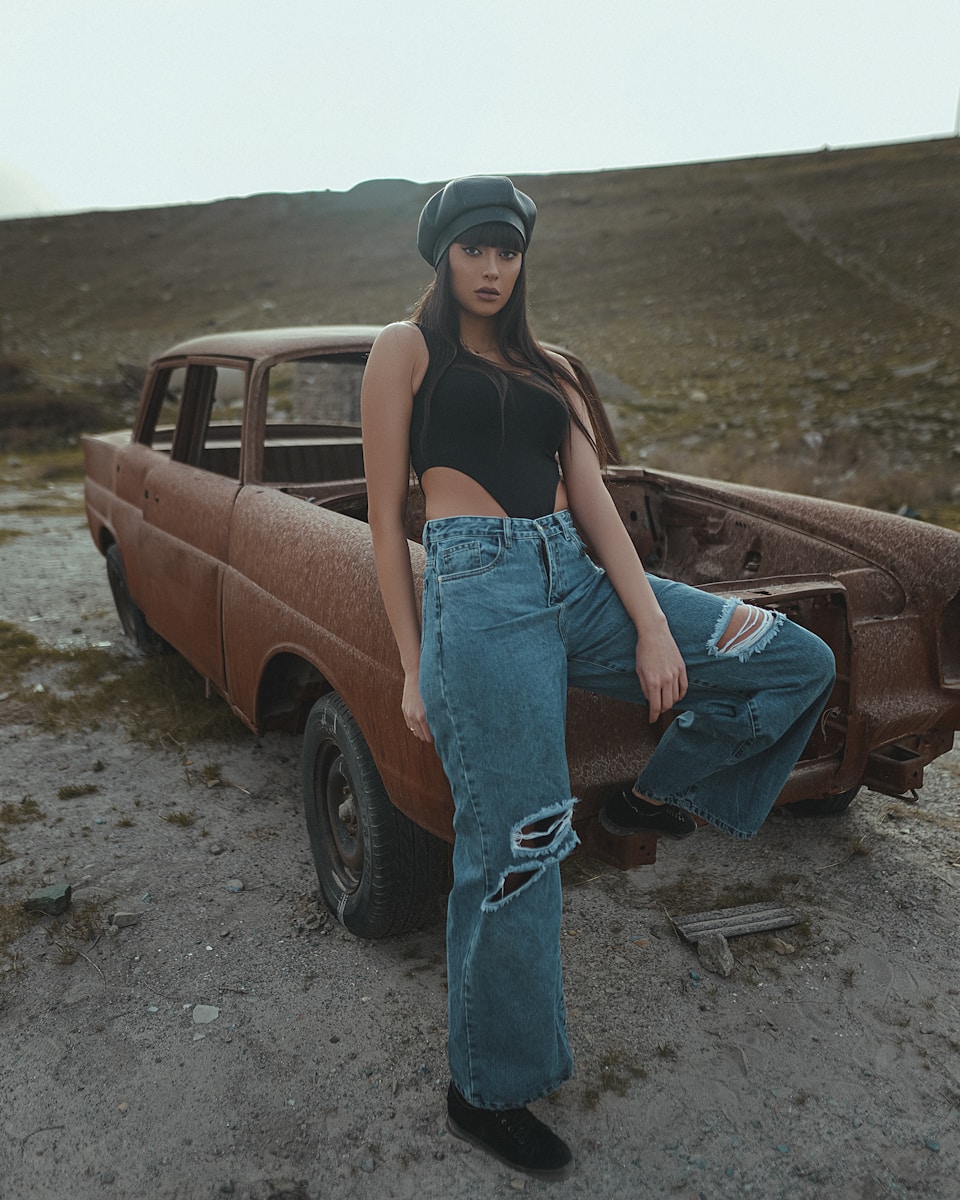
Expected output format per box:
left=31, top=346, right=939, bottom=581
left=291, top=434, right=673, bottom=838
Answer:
left=419, top=509, right=835, bottom=1109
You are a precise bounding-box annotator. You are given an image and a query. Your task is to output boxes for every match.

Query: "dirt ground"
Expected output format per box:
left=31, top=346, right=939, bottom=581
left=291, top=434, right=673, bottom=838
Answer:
left=1, top=481, right=959, bottom=1200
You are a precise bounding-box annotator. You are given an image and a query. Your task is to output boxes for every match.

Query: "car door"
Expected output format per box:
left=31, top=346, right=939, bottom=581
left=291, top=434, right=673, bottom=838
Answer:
left=137, top=360, right=247, bottom=692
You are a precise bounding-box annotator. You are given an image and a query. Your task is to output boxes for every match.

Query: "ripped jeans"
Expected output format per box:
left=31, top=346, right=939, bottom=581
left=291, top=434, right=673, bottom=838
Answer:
left=419, top=509, right=835, bottom=1110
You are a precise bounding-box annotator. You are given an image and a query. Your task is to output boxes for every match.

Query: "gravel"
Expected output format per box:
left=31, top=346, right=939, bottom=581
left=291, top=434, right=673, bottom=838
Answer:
left=1, top=480, right=958, bottom=1199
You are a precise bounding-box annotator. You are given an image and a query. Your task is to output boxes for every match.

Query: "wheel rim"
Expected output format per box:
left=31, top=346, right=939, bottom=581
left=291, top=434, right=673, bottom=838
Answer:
left=317, top=743, right=364, bottom=894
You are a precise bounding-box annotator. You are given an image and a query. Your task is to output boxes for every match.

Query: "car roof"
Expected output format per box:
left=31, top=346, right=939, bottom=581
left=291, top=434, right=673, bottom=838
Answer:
left=157, top=325, right=384, bottom=362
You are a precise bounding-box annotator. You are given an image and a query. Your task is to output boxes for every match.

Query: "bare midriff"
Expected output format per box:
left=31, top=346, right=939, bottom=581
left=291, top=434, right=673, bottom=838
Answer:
left=421, top=466, right=568, bottom=521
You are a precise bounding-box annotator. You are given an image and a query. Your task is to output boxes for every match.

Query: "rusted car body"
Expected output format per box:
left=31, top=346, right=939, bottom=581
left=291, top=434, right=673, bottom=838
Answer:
left=83, top=327, right=960, bottom=935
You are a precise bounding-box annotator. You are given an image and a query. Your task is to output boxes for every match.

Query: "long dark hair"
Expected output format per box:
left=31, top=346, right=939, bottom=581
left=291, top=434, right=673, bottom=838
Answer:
left=411, top=221, right=613, bottom=466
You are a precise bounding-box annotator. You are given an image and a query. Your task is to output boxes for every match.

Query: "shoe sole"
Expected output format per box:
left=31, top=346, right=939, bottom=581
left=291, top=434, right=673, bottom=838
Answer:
left=598, top=811, right=696, bottom=840
left=446, top=1115, right=575, bottom=1181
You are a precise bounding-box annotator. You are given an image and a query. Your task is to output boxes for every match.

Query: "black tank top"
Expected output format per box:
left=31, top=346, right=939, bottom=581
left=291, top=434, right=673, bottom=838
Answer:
left=409, top=344, right=570, bottom=519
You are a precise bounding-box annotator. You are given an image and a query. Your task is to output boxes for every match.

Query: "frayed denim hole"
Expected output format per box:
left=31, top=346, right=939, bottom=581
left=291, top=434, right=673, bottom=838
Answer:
left=481, top=799, right=579, bottom=913
left=481, top=865, right=544, bottom=912
left=708, top=602, right=784, bottom=662
left=509, top=799, right=577, bottom=859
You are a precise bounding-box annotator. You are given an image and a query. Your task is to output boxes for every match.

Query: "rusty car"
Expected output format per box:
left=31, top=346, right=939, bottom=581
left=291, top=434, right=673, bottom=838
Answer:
left=82, top=327, right=960, bottom=936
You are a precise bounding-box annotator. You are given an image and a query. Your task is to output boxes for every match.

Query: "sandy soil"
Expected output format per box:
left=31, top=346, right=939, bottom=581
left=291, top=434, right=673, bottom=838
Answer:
left=1, top=480, right=959, bottom=1200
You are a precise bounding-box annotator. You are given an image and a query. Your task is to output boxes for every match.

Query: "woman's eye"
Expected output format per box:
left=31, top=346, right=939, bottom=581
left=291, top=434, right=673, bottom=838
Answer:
left=461, top=245, right=480, bottom=255
left=500, top=250, right=518, bottom=260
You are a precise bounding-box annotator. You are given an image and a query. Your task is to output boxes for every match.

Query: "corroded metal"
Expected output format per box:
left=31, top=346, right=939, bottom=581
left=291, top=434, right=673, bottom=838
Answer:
left=83, top=327, right=960, bottom=869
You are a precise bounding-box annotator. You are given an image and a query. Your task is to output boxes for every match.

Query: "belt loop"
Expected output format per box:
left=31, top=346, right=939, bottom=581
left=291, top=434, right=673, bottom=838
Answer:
left=503, top=517, right=512, bottom=547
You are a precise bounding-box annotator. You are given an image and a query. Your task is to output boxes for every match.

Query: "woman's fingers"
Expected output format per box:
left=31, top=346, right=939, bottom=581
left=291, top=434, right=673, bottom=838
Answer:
left=639, top=662, right=688, bottom=723
left=401, top=690, right=434, bottom=744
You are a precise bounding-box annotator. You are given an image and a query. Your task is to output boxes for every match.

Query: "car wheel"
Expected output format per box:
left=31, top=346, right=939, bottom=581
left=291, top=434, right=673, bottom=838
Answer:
left=787, top=786, right=861, bottom=817
left=105, top=544, right=165, bottom=655
left=302, top=692, right=446, bottom=938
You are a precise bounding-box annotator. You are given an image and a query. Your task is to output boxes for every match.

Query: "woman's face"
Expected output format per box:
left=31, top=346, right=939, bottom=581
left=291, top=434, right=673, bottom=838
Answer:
left=447, top=241, right=523, bottom=320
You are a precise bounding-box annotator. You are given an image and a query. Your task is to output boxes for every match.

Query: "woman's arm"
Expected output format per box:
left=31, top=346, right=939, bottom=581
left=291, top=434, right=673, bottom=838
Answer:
left=360, top=322, right=433, bottom=742
left=554, top=359, right=687, bottom=722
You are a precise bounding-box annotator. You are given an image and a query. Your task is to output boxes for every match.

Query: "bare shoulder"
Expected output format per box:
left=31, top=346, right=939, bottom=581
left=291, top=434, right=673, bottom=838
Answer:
left=368, top=322, right=429, bottom=387
left=543, top=347, right=577, bottom=382
left=365, top=322, right=429, bottom=395
left=370, top=321, right=427, bottom=364
left=542, top=347, right=583, bottom=408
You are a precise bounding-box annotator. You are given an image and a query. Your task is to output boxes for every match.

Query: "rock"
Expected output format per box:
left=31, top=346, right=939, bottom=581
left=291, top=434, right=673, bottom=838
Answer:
left=225, top=879, right=244, bottom=893
left=109, top=912, right=141, bottom=928
left=192, top=1004, right=220, bottom=1025
left=697, top=931, right=735, bottom=977
left=768, top=937, right=795, bottom=955
left=23, top=883, right=72, bottom=915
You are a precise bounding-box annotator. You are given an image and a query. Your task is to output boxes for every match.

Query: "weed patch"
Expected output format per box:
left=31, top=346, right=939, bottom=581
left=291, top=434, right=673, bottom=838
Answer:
left=163, top=811, right=197, bottom=827
left=2, top=446, right=86, bottom=487
left=0, top=618, right=245, bottom=746
left=0, top=901, right=32, bottom=960
left=648, top=872, right=809, bottom=916
left=0, top=620, right=53, bottom=680
left=56, top=783, right=99, bottom=800
left=0, top=797, right=44, bottom=826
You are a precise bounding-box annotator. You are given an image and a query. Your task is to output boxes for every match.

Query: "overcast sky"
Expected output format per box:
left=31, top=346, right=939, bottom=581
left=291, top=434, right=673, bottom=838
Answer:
left=1, top=0, right=958, bottom=219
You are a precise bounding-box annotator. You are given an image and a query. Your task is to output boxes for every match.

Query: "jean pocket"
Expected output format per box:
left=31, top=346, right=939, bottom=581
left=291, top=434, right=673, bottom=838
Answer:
left=436, top=537, right=504, bottom=581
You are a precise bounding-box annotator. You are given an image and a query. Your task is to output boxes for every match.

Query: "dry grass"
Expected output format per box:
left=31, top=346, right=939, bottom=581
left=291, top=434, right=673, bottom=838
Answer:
left=882, top=800, right=960, bottom=836
left=650, top=431, right=960, bottom=530
left=0, top=138, right=956, bottom=518
left=0, top=619, right=245, bottom=746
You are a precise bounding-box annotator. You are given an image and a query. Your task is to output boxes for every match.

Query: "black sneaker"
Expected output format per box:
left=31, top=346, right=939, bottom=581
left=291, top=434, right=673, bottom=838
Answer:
left=599, top=788, right=696, bottom=839
left=446, top=1082, right=574, bottom=1181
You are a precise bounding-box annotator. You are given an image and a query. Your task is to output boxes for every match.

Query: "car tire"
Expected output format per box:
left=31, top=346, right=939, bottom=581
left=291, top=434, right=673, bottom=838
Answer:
left=787, top=786, right=861, bottom=817
left=302, top=692, right=446, bottom=938
left=105, top=543, right=165, bottom=656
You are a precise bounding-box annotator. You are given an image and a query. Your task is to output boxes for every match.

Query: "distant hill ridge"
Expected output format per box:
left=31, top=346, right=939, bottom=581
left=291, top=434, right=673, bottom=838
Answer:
left=2, top=137, right=958, bottom=478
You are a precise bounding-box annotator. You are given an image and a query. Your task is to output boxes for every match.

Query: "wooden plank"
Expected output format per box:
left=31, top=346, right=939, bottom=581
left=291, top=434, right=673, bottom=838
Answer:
left=671, top=902, right=801, bottom=943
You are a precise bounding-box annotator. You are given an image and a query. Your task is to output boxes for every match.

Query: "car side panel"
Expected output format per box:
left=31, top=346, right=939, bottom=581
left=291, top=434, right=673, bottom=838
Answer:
left=221, top=485, right=454, bottom=840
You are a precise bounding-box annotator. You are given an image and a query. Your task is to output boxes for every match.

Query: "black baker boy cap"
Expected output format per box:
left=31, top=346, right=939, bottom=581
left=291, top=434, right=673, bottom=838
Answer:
left=417, top=175, right=537, bottom=268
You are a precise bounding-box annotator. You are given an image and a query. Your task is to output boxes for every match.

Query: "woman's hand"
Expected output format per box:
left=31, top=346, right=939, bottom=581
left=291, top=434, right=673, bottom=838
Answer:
left=402, top=672, right=434, bottom=744
left=635, top=625, right=688, bottom=723
left=554, top=361, right=689, bottom=725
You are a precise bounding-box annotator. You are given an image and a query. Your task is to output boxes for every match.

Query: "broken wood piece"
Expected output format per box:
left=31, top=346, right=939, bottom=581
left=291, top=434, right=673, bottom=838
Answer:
left=671, top=901, right=801, bottom=943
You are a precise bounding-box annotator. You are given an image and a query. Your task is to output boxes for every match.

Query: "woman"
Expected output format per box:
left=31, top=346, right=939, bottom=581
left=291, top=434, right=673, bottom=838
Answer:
left=360, top=176, right=835, bottom=1180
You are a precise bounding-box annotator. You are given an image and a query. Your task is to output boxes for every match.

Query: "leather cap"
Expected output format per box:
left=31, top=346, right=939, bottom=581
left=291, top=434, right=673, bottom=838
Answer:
left=417, top=175, right=536, bottom=267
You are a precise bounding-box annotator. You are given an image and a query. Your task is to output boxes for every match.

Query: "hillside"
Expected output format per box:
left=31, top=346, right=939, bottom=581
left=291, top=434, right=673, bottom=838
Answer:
left=1, top=137, right=958, bottom=518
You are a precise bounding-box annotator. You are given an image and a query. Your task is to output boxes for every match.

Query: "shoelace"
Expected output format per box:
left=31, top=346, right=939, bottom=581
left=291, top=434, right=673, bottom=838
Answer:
left=496, top=1108, right=535, bottom=1147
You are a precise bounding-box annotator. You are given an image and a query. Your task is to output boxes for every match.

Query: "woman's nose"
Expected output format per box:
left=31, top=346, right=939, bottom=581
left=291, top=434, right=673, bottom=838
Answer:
left=482, top=252, right=499, bottom=276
